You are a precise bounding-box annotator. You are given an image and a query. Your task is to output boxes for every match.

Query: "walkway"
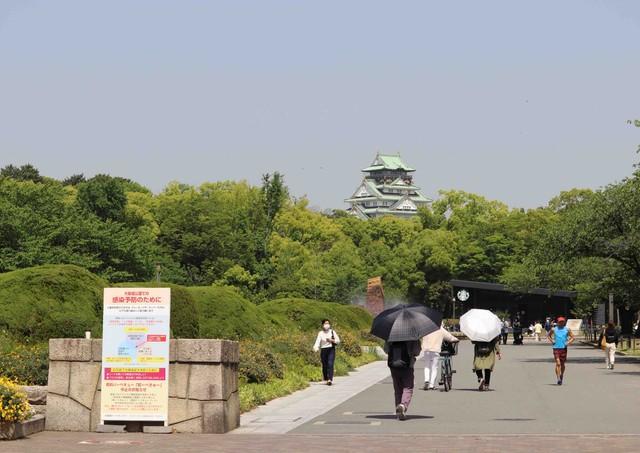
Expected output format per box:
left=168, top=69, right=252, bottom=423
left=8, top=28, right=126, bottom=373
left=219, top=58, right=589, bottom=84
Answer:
left=234, top=359, right=389, bottom=433
left=293, top=341, right=640, bottom=434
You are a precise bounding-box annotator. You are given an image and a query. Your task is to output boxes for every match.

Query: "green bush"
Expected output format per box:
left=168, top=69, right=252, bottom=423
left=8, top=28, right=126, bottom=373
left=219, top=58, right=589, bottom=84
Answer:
left=115, top=282, right=199, bottom=338
left=239, top=340, right=284, bottom=384
left=259, top=298, right=372, bottom=333
left=0, top=335, right=48, bottom=385
left=338, top=330, right=362, bottom=357
left=186, top=285, right=275, bottom=340
left=0, top=265, right=105, bottom=340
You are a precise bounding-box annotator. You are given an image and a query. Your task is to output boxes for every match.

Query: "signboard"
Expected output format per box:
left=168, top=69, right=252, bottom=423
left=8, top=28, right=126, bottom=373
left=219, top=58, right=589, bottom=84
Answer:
left=101, top=288, right=171, bottom=423
left=566, top=319, right=582, bottom=333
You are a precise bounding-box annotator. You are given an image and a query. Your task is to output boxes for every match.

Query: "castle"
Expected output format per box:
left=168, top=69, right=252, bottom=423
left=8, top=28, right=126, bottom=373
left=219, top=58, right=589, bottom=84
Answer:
left=345, top=153, right=430, bottom=219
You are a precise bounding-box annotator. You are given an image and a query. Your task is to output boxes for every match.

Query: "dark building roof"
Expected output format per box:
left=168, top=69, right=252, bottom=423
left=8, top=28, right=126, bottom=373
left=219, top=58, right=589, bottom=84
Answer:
left=450, top=279, right=576, bottom=299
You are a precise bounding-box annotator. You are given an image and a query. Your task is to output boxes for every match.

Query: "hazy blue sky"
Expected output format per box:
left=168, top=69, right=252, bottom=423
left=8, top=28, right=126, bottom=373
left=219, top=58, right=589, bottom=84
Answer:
left=1, top=0, right=639, bottom=210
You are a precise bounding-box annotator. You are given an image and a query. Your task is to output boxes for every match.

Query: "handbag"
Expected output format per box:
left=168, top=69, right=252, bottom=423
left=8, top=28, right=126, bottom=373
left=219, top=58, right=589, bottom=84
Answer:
left=600, top=332, right=607, bottom=350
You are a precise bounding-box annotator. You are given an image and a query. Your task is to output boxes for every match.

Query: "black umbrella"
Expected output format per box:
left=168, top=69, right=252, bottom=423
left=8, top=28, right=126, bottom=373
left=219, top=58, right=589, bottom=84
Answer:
left=370, top=304, right=442, bottom=342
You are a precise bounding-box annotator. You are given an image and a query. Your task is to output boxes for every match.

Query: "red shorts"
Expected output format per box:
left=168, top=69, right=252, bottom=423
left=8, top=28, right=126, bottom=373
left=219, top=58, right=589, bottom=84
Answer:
left=553, top=348, right=567, bottom=363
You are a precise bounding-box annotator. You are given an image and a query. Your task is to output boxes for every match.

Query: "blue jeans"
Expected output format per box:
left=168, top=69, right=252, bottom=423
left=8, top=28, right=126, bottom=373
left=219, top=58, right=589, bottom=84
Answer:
left=320, top=347, right=335, bottom=381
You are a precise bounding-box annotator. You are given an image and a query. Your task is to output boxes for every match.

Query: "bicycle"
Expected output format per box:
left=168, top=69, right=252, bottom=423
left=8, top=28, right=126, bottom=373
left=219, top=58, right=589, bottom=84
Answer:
left=439, top=341, right=458, bottom=392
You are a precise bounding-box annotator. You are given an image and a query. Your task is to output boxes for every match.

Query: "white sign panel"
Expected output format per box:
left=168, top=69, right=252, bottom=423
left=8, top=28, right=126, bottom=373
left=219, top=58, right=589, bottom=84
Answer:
left=101, top=288, right=171, bottom=423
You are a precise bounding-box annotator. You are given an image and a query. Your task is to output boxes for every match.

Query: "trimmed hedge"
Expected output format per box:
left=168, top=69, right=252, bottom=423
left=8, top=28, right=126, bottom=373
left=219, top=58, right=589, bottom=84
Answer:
left=187, top=285, right=275, bottom=340
left=259, top=298, right=372, bottom=333
left=0, top=265, right=104, bottom=340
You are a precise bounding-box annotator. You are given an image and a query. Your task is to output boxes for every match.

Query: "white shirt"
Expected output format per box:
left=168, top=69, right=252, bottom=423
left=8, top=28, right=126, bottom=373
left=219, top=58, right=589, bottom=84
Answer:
left=313, top=329, right=340, bottom=351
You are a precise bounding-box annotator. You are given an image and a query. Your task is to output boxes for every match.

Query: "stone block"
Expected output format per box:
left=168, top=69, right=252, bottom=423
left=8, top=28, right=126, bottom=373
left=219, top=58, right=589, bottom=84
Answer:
left=171, top=416, right=202, bottom=433
left=91, top=339, right=102, bottom=361
left=14, top=414, right=46, bottom=438
left=143, top=425, right=173, bottom=434
left=169, top=363, right=190, bottom=398
left=188, top=364, right=233, bottom=401
left=168, top=398, right=201, bottom=425
left=90, top=391, right=101, bottom=432
left=22, top=385, right=47, bottom=405
left=96, top=424, right=126, bottom=433
left=177, top=339, right=223, bottom=363
left=226, top=341, right=240, bottom=364
left=47, top=361, right=70, bottom=396
left=201, top=391, right=239, bottom=434
left=45, top=394, right=91, bottom=431
left=49, top=339, right=92, bottom=361
left=69, top=362, right=101, bottom=408
left=169, top=339, right=177, bottom=362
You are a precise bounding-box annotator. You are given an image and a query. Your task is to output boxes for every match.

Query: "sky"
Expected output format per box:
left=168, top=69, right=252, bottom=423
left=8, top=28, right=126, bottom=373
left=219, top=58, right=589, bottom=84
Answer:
left=1, top=0, right=639, bottom=210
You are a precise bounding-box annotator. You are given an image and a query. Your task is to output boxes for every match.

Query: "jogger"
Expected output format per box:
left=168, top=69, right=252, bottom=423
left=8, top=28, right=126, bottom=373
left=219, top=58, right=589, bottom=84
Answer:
left=548, top=316, right=575, bottom=385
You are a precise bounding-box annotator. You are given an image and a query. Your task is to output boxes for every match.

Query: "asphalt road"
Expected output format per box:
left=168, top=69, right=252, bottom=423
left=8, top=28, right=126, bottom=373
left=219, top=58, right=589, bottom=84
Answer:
left=292, top=341, right=640, bottom=434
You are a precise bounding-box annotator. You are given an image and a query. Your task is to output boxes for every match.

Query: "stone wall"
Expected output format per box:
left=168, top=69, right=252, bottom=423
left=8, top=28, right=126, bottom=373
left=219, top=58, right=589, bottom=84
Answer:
left=45, top=339, right=239, bottom=434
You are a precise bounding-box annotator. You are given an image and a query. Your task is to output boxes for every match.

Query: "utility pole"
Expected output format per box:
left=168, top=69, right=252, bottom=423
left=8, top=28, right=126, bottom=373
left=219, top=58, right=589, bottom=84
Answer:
left=608, top=293, right=614, bottom=324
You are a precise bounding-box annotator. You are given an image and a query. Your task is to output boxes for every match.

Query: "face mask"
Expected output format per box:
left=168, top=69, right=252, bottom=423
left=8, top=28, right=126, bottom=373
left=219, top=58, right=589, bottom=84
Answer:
left=323, top=324, right=330, bottom=330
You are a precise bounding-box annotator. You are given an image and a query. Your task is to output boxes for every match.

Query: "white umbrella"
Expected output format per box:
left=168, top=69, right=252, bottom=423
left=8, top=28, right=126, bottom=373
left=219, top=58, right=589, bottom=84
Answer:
left=460, top=309, right=502, bottom=342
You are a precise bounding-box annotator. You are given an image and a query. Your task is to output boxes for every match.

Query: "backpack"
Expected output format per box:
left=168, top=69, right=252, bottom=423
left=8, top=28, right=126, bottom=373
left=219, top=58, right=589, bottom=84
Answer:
left=388, top=341, right=411, bottom=368
left=475, top=341, right=493, bottom=356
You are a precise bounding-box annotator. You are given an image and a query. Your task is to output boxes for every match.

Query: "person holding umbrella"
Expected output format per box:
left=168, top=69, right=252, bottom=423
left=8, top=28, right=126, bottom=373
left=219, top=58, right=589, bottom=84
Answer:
left=460, top=309, right=503, bottom=391
left=473, top=338, right=501, bottom=391
left=371, top=304, right=442, bottom=420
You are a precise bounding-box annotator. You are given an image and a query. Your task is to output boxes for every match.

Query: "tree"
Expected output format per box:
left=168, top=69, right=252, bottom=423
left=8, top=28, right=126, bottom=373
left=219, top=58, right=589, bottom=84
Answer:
left=0, top=164, right=43, bottom=183
left=77, top=175, right=127, bottom=221
left=62, top=174, right=86, bottom=186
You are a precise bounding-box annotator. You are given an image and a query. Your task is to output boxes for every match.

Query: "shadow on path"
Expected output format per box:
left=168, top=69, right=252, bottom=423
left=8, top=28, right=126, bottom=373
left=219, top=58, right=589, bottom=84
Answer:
left=365, top=414, right=434, bottom=420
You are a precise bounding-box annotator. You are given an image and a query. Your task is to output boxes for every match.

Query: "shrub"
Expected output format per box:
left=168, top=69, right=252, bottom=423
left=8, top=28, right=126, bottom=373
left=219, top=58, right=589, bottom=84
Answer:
left=259, top=298, right=372, bottom=333
left=338, top=330, right=362, bottom=357
left=187, top=286, right=275, bottom=340
left=0, top=339, right=48, bottom=386
left=0, top=377, right=30, bottom=422
left=239, top=340, right=284, bottom=384
left=0, top=265, right=105, bottom=340
left=269, top=332, right=320, bottom=366
left=115, top=282, right=199, bottom=338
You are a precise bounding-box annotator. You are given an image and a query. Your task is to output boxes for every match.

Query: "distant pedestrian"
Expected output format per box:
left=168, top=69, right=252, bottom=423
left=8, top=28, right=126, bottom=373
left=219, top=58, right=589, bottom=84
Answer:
left=472, top=337, right=501, bottom=391
left=534, top=321, right=543, bottom=342
left=547, top=316, right=575, bottom=385
left=598, top=321, right=619, bottom=370
left=421, top=325, right=459, bottom=390
left=500, top=320, right=508, bottom=345
left=544, top=318, right=551, bottom=334
left=313, top=319, right=340, bottom=385
left=384, top=339, right=421, bottom=420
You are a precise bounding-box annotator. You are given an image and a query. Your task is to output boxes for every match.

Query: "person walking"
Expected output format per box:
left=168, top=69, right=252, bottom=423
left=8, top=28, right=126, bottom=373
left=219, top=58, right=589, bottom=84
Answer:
left=384, top=339, right=421, bottom=420
left=421, top=325, right=459, bottom=390
left=500, top=320, right=509, bottom=345
left=598, top=321, right=619, bottom=370
left=534, top=321, right=543, bottom=342
left=472, top=337, right=501, bottom=391
left=547, top=316, right=575, bottom=385
left=313, top=319, right=340, bottom=385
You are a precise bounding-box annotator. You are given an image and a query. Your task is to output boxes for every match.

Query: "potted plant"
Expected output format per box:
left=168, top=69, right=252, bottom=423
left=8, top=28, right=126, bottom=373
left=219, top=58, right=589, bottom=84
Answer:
left=0, top=377, right=31, bottom=440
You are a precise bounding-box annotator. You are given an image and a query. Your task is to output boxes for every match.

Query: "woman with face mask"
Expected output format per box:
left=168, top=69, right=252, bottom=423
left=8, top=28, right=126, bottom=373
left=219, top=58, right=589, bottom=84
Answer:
left=313, top=319, right=341, bottom=385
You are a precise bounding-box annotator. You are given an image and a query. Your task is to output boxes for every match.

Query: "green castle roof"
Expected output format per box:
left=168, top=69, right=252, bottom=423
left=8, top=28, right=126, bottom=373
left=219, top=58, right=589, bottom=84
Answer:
left=362, top=154, right=415, bottom=172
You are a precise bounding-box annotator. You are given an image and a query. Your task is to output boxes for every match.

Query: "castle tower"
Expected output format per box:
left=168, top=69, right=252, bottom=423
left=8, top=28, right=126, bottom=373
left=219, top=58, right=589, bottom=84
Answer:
left=345, top=153, right=431, bottom=219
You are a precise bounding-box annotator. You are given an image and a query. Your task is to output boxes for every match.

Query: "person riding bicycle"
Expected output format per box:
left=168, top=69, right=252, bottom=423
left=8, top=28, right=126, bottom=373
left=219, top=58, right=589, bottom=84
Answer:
left=421, top=325, right=459, bottom=391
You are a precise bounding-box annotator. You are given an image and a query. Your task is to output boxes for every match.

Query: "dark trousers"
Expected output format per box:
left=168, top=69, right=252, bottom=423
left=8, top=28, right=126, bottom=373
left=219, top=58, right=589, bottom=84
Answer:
left=475, top=369, right=492, bottom=386
left=390, top=367, right=415, bottom=408
left=501, top=333, right=508, bottom=344
left=320, top=347, right=335, bottom=381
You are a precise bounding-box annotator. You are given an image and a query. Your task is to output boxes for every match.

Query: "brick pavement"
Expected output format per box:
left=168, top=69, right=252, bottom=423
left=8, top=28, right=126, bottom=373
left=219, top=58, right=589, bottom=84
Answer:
left=5, top=432, right=640, bottom=453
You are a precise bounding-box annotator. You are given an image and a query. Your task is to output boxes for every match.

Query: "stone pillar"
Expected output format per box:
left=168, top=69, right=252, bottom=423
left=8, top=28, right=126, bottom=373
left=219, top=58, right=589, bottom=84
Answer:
left=46, top=339, right=239, bottom=434
left=366, top=276, right=385, bottom=316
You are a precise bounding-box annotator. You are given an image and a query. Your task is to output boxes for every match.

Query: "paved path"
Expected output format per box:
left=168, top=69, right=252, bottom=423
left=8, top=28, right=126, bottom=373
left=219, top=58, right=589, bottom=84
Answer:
left=293, top=341, right=640, bottom=434
left=10, top=432, right=640, bottom=452
left=234, top=360, right=389, bottom=433
left=9, top=342, right=640, bottom=452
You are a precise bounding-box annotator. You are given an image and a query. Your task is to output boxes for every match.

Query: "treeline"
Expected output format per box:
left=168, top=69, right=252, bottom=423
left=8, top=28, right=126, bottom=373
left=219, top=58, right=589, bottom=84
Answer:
left=1, top=159, right=639, bottom=317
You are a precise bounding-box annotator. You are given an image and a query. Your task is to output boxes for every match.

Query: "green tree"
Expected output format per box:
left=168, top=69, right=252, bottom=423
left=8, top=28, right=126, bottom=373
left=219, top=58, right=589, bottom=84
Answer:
left=77, top=175, right=127, bottom=221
